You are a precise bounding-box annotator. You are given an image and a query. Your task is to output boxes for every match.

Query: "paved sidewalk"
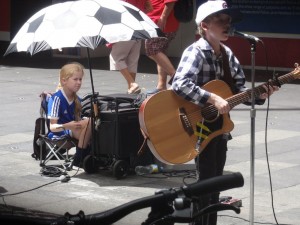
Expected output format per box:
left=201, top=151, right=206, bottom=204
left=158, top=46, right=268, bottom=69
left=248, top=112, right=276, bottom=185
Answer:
left=0, top=54, right=300, bottom=225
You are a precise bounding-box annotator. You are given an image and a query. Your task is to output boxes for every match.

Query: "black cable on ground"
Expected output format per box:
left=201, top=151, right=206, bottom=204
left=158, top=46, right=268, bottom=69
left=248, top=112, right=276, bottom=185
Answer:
left=39, top=165, right=67, bottom=177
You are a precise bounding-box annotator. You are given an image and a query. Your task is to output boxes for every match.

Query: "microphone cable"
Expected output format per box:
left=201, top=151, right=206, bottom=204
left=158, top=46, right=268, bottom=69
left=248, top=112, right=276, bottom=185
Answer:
left=228, top=32, right=282, bottom=224
left=257, top=38, right=280, bottom=225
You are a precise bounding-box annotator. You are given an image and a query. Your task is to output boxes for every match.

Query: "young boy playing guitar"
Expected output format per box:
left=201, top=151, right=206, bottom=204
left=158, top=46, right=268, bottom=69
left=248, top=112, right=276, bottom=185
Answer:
left=171, top=1, right=278, bottom=224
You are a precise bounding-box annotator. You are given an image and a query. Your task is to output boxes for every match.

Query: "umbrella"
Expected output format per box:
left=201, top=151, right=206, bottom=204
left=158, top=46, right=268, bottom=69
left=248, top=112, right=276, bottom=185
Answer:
left=4, top=0, right=164, bottom=161
left=4, top=0, right=164, bottom=95
left=5, top=0, right=162, bottom=54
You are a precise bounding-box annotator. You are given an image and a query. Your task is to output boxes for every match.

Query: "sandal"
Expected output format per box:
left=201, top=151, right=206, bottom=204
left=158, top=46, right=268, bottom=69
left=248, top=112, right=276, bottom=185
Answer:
left=127, top=85, right=141, bottom=94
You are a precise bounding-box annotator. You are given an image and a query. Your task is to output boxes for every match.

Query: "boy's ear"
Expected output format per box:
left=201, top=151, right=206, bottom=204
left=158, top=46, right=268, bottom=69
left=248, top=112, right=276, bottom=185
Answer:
left=201, top=21, right=209, bottom=32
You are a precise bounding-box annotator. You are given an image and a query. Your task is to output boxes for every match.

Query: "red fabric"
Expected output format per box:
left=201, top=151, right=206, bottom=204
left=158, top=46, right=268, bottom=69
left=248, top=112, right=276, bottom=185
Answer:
left=124, top=0, right=148, bottom=13
left=225, top=37, right=300, bottom=68
left=147, top=0, right=179, bottom=33
left=105, top=43, right=114, bottom=48
left=0, top=0, right=10, bottom=31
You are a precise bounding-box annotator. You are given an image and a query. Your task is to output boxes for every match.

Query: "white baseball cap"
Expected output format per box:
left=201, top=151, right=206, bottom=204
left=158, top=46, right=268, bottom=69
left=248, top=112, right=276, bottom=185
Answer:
left=195, top=0, right=242, bottom=26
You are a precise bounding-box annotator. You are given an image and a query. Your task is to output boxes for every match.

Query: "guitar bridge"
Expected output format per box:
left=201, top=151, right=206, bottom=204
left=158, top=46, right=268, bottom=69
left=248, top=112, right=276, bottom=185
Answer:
left=179, top=107, right=194, bottom=136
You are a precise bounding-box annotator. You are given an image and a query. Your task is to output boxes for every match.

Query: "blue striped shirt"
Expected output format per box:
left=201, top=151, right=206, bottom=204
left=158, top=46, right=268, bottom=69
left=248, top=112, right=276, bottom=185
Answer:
left=47, top=89, right=80, bottom=139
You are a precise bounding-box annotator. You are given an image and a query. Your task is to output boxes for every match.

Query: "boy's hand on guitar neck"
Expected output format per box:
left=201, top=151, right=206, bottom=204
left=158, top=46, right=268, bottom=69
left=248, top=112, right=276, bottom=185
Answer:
left=208, top=93, right=230, bottom=115
left=259, top=83, right=279, bottom=100
left=207, top=83, right=279, bottom=115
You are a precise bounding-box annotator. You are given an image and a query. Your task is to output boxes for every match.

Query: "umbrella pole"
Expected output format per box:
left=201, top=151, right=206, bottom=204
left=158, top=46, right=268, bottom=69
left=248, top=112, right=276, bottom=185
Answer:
left=86, top=48, right=98, bottom=117
left=86, top=48, right=98, bottom=165
left=86, top=48, right=96, bottom=96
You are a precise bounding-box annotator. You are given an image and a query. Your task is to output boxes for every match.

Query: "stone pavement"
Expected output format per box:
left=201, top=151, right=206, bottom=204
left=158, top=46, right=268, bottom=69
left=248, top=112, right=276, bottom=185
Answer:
left=0, top=54, right=300, bottom=225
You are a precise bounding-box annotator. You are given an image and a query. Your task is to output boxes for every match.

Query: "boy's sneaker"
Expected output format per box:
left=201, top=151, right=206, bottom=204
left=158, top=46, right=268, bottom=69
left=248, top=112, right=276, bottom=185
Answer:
left=219, top=196, right=242, bottom=207
left=146, top=88, right=161, bottom=96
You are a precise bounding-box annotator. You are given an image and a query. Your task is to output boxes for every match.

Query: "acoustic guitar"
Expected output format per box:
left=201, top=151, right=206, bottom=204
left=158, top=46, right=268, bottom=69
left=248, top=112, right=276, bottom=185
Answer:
left=139, top=64, right=300, bottom=165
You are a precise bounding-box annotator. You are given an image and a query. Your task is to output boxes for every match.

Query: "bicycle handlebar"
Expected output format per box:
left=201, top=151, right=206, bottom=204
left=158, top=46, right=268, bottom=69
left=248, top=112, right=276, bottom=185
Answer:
left=83, top=172, right=244, bottom=224
left=0, top=172, right=244, bottom=225
left=182, top=172, right=244, bottom=198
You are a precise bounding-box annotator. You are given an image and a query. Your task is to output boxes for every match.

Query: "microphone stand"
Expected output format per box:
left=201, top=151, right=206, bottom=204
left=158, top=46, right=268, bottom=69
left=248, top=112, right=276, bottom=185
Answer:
left=248, top=39, right=257, bottom=225
left=231, top=28, right=261, bottom=225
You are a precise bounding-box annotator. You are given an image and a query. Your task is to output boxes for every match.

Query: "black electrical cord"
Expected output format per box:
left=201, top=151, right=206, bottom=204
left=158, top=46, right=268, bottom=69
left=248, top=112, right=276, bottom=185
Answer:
left=0, top=179, right=60, bottom=219
left=135, top=169, right=197, bottom=181
left=0, top=180, right=59, bottom=198
left=264, top=84, right=280, bottom=225
left=260, top=40, right=280, bottom=225
left=40, top=165, right=67, bottom=177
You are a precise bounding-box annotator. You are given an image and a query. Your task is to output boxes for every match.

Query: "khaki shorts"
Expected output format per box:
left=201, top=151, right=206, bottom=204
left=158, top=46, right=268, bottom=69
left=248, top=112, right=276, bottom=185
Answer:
left=109, top=40, right=142, bottom=73
left=145, top=32, right=177, bottom=56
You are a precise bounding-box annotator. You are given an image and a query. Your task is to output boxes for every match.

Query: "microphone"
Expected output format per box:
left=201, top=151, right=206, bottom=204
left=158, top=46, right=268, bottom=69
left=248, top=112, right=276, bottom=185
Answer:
left=229, top=27, right=261, bottom=43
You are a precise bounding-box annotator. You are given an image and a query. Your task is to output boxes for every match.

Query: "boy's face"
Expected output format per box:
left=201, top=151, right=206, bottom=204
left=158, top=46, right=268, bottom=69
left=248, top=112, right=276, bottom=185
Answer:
left=202, top=13, right=232, bottom=41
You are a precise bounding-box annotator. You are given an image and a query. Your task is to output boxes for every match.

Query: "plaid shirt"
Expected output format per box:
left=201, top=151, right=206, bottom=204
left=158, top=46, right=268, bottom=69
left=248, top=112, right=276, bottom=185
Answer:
left=172, top=38, right=247, bottom=107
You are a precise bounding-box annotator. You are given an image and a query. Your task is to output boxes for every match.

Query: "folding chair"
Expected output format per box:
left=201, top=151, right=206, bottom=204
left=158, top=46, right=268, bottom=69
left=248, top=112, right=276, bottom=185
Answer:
left=33, top=92, right=77, bottom=171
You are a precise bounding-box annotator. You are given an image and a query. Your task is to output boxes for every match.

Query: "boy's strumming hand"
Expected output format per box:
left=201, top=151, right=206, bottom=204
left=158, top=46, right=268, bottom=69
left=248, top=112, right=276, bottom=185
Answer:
left=208, top=93, right=230, bottom=114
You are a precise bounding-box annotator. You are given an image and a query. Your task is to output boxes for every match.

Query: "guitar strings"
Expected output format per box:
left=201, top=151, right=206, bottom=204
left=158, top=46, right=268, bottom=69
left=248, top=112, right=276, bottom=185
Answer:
left=184, top=70, right=296, bottom=126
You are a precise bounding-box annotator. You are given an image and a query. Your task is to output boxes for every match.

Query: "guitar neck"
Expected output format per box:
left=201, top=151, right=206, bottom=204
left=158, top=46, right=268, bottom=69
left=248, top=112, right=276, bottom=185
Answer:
left=227, top=71, right=297, bottom=109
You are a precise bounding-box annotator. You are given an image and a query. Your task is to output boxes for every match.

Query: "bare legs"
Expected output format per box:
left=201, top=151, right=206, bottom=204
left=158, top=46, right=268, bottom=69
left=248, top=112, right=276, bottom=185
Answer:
left=148, top=52, right=176, bottom=90
left=110, top=40, right=141, bottom=94
left=70, top=118, right=92, bottom=167
left=72, top=118, right=92, bottom=149
left=120, top=68, right=140, bottom=94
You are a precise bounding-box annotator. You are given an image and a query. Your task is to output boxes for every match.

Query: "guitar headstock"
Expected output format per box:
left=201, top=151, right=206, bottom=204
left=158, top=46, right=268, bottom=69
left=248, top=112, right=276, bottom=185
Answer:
left=293, top=63, right=300, bottom=79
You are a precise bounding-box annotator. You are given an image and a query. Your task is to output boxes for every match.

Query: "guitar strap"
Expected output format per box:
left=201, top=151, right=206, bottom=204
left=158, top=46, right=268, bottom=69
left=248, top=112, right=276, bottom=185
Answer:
left=137, top=128, right=149, bottom=156
left=220, top=45, right=236, bottom=93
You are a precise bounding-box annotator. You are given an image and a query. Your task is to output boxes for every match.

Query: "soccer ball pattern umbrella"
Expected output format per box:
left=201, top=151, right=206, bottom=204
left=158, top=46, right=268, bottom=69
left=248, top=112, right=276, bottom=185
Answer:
left=4, top=0, right=164, bottom=103
left=4, top=0, right=163, bottom=55
left=3, top=0, right=165, bottom=160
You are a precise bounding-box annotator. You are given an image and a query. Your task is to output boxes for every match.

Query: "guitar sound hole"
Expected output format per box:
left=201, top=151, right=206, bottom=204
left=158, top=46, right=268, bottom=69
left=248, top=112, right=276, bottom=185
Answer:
left=202, top=106, right=219, bottom=122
